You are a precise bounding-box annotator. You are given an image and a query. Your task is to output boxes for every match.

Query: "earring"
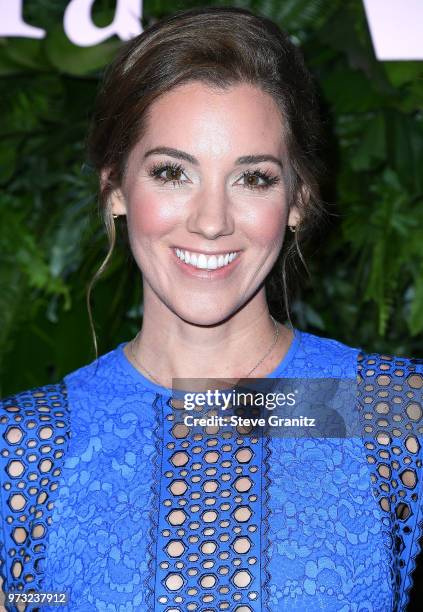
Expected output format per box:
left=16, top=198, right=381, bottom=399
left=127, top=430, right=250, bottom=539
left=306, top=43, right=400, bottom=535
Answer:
left=288, top=225, right=296, bottom=233
left=112, top=214, right=119, bottom=219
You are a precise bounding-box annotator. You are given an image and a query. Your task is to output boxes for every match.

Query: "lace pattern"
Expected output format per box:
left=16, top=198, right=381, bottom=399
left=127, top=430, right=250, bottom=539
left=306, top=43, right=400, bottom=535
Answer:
left=0, top=383, right=70, bottom=611
left=145, top=393, right=266, bottom=611
left=356, top=351, right=423, bottom=611
left=0, top=336, right=422, bottom=611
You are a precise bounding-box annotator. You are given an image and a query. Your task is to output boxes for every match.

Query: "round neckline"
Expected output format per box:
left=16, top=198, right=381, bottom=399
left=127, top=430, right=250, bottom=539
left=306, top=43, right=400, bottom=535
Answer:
left=116, top=326, right=302, bottom=397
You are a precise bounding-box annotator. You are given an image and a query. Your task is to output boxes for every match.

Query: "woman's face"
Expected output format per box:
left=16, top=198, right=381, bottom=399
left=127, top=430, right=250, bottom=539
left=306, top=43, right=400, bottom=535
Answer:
left=109, top=81, right=300, bottom=325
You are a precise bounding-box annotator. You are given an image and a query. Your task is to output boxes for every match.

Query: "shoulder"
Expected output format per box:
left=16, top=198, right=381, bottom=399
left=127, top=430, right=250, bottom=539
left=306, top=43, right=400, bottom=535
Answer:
left=355, top=346, right=423, bottom=485
left=0, top=380, right=69, bottom=419
left=298, top=329, right=360, bottom=357
left=0, top=343, right=126, bottom=410
left=295, top=329, right=363, bottom=377
left=0, top=381, right=70, bottom=450
left=0, top=346, right=117, bottom=437
left=61, top=343, right=130, bottom=393
left=357, top=347, right=423, bottom=385
left=0, top=343, right=129, bottom=442
left=297, top=329, right=423, bottom=382
left=355, top=346, right=422, bottom=477
left=356, top=347, right=423, bottom=414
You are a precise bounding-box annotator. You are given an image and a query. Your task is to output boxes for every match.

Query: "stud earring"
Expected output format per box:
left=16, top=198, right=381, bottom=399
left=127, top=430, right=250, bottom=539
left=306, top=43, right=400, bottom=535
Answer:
left=112, top=214, right=119, bottom=219
left=288, top=225, right=296, bottom=233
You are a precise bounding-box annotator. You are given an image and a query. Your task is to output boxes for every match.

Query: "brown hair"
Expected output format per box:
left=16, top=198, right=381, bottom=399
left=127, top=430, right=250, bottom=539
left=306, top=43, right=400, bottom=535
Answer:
left=86, top=5, right=327, bottom=357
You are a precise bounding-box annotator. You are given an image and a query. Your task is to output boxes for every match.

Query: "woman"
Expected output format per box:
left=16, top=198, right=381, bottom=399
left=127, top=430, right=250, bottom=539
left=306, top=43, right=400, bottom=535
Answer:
left=1, top=6, right=422, bottom=612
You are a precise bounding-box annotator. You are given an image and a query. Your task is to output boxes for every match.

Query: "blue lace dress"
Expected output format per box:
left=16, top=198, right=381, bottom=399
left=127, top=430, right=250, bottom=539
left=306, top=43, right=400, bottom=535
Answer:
left=0, top=329, right=422, bottom=611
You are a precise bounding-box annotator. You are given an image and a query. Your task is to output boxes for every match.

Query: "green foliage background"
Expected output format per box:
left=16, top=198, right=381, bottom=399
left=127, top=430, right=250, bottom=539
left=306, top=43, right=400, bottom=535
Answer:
left=1, top=0, right=422, bottom=397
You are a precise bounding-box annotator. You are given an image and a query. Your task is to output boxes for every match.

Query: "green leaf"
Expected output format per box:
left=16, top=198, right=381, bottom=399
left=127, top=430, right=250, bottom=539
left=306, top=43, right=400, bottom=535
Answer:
left=318, top=2, right=392, bottom=94
left=321, top=66, right=383, bottom=113
left=350, top=113, right=386, bottom=171
left=44, top=23, right=121, bottom=76
left=1, top=38, right=50, bottom=71
left=0, top=51, right=24, bottom=76
left=384, top=61, right=423, bottom=87
left=257, top=0, right=338, bottom=32
left=0, top=136, right=21, bottom=183
left=409, top=265, right=423, bottom=335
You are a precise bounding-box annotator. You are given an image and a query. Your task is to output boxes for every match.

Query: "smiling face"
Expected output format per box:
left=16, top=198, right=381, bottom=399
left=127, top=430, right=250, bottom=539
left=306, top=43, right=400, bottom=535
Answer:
left=108, top=81, right=300, bottom=326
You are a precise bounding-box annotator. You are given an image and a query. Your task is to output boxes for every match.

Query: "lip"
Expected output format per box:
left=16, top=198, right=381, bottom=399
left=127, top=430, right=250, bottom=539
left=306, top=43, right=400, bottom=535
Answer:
left=171, top=247, right=242, bottom=279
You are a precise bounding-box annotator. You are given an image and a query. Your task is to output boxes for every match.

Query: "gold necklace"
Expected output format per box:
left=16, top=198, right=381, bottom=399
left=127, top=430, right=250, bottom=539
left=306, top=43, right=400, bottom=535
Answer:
left=129, top=316, right=280, bottom=387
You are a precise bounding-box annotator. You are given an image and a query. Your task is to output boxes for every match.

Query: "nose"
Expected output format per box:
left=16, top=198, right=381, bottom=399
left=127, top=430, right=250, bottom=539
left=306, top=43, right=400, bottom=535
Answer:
left=186, top=184, right=235, bottom=239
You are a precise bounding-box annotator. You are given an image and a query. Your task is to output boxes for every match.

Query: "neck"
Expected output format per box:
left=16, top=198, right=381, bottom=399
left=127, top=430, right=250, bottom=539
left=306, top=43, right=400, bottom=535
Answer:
left=125, top=288, right=294, bottom=387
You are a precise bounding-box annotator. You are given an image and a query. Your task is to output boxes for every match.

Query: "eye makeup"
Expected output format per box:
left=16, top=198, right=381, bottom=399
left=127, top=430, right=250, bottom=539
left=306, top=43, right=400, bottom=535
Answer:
left=147, top=161, right=281, bottom=191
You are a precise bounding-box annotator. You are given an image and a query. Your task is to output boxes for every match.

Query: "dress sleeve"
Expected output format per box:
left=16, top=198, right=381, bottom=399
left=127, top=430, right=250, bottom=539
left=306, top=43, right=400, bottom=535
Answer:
left=0, top=382, right=70, bottom=612
left=357, top=350, right=423, bottom=611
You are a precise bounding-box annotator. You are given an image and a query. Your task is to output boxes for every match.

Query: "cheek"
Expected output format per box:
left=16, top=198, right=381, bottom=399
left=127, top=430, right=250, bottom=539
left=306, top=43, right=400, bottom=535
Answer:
left=243, top=200, right=286, bottom=248
left=127, top=191, right=181, bottom=238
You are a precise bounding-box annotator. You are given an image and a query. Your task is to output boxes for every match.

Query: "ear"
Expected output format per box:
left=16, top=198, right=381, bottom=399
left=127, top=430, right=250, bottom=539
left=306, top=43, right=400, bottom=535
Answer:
left=287, top=184, right=309, bottom=229
left=100, top=168, right=127, bottom=216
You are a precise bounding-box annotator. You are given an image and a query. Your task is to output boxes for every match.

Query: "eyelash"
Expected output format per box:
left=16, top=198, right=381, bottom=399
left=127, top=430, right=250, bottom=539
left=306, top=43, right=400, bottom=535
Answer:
left=148, top=161, right=280, bottom=190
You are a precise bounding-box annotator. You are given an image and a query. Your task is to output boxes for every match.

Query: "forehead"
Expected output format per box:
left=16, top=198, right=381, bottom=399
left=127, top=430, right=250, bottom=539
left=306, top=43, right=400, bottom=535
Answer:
left=137, top=81, right=285, bottom=161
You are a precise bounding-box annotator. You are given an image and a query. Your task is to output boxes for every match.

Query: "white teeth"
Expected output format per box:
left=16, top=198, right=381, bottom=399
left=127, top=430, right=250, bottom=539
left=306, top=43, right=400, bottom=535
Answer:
left=208, top=255, right=217, bottom=269
left=197, top=254, right=207, bottom=269
left=174, top=248, right=239, bottom=270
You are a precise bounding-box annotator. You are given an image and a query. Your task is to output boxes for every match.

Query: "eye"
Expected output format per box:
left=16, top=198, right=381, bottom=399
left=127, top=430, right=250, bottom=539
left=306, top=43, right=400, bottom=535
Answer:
left=238, top=169, right=280, bottom=191
left=148, top=161, right=187, bottom=187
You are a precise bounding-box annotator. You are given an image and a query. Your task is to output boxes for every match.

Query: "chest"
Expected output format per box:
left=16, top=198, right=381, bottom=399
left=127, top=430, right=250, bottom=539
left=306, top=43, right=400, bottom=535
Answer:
left=41, top=430, right=393, bottom=611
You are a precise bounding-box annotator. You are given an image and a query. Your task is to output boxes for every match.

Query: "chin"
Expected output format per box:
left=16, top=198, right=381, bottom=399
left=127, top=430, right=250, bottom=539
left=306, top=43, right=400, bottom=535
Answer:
left=171, top=302, right=238, bottom=328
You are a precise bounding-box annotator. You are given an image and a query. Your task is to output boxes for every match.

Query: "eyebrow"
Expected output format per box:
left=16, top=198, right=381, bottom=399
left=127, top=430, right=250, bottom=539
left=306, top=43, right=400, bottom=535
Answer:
left=143, top=146, right=283, bottom=170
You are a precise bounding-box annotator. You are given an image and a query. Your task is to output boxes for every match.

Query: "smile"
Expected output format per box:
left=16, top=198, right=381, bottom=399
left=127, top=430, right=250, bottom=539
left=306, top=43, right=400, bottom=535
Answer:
left=174, top=248, right=240, bottom=270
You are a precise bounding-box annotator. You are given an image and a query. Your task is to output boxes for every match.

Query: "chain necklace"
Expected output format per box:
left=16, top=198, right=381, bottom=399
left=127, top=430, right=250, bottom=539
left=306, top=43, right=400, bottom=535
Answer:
left=129, top=316, right=280, bottom=387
